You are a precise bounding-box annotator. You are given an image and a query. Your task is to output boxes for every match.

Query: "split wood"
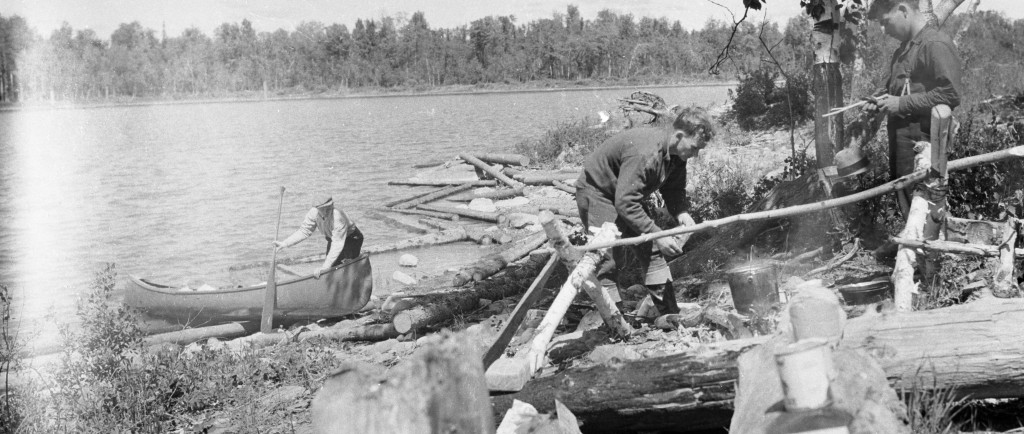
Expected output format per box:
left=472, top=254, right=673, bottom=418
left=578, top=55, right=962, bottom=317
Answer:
left=482, top=255, right=559, bottom=370
left=459, top=153, right=525, bottom=189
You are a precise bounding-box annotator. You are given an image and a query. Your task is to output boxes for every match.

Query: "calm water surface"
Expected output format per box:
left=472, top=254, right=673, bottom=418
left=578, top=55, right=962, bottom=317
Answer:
left=0, top=85, right=731, bottom=347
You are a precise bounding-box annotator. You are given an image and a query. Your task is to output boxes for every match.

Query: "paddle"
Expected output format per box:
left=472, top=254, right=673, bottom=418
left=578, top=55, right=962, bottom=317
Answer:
left=482, top=254, right=559, bottom=370
left=261, top=186, right=286, bottom=333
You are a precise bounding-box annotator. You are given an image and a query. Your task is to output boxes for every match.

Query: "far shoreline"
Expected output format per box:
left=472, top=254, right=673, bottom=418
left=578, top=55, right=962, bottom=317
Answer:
left=0, top=79, right=738, bottom=112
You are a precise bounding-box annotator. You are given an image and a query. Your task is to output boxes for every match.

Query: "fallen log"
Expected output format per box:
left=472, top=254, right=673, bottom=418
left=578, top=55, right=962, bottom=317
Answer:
left=312, top=332, right=495, bottom=434
left=460, top=153, right=525, bottom=189
left=143, top=321, right=258, bottom=346
left=514, top=172, right=582, bottom=186
left=392, top=182, right=477, bottom=209
left=476, top=153, right=531, bottom=167
left=417, top=203, right=507, bottom=224
left=389, top=179, right=497, bottom=187
left=299, top=323, right=400, bottom=342
left=392, top=252, right=553, bottom=334
left=452, top=231, right=548, bottom=286
left=448, top=187, right=525, bottom=202
left=364, top=210, right=430, bottom=235
left=552, top=179, right=576, bottom=194
left=493, top=295, right=1024, bottom=432
left=373, top=206, right=458, bottom=220
left=890, top=236, right=1000, bottom=256
left=383, top=188, right=436, bottom=208
left=363, top=227, right=470, bottom=255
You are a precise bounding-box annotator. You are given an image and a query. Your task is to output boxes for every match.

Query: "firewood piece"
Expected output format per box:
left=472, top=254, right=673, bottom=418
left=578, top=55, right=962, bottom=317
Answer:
left=392, top=182, right=478, bottom=209
left=541, top=212, right=632, bottom=339
left=476, top=153, right=531, bottom=167
left=890, top=236, right=999, bottom=256
left=994, top=219, right=1020, bottom=298
left=946, top=217, right=1016, bottom=245
left=312, top=332, right=495, bottom=434
left=453, top=231, right=548, bottom=286
left=459, top=153, right=525, bottom=189
left=893, top=142, right=935, bottom=312
left=417, top=203, right=508, bottom=224
left=392, top=253, right=552, bottom=334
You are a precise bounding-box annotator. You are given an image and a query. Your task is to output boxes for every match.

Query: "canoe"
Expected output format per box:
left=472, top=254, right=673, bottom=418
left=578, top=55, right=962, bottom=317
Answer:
left=126, top=254, right=373, bottom=324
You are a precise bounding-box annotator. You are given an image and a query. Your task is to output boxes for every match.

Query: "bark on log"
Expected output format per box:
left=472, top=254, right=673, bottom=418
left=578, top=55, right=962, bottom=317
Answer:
left=363, top=227, right=470, bottom=255
left=460, top=153, right=525, bottom=189
left=448, top=187, right=525, bottom=202
left=417, top=203, right=507, bottom=224
left=513, top=172, right=582, bottom=186
left=452, top=231, right=548, bottom=286
left=392, top=252, right=553, bottom=334
left=493, top=296, right=1024, bottom=432
left=392, top=182, right=477, bottom=209
left=389, top=179, right=497, bottom=187
left=893, top=143, right=934, bottom=311
left=299, top=323, right=400, bottom=342
left=552, top=180, right=577, bottom=194
left=143, top=322, right=258, bottom=346
left=476, top=153, right=531, bottom=167
left=364, top=210, right=430, bottom=235
left=383, top=188, right=436, bottom=208
left=373, top=206, right=459, bottom=220
left=312, top=332, right=495, bottom=434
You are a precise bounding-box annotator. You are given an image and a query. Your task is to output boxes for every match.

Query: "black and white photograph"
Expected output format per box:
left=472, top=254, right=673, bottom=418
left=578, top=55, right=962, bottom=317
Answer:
left=1, top=0, right=1023, bottom=432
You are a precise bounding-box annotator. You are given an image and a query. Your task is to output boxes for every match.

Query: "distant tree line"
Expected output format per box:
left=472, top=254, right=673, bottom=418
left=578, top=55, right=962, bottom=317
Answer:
left=0, top=7, right=804, bottom=102
left=0, top=6, right=1021, bottom=103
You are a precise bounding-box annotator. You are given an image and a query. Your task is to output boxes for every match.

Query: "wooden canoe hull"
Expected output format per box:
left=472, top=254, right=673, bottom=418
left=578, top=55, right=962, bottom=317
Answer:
left=127, top=254, right=373, bottom=323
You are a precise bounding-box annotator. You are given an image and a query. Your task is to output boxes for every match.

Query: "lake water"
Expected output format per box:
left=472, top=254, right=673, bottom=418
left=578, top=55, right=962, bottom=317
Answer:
left=0, top=85, right=732, bottom=349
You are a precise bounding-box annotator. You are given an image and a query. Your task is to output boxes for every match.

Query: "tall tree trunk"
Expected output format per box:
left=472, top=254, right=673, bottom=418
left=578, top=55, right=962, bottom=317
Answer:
left=811, top=0, right=845, bottom=169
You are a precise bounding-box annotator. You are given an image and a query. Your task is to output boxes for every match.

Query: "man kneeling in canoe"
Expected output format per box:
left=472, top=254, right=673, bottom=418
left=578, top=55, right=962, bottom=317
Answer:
left=575, top=107, right=715, bottom=312
left=275, top=193, right=364, bottom=278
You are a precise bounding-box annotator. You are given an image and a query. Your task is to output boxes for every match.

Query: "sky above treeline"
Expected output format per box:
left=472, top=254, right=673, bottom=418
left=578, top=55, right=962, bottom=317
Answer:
left=3, top=0, right=1022, bottom=39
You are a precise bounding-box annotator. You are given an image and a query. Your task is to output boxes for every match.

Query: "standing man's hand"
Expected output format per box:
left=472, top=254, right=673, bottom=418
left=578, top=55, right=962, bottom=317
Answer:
left=272, top=241, right=285, bottom=253
left=863, top=94, right=899, bottom=113
left=654, top=236, right=683, bottom=257
left=313, top=267, right=328, bottom=279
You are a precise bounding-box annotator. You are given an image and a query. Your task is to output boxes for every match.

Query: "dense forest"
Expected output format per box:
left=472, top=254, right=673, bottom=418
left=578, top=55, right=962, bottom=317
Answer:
left=0, top=5, right=1022, bottom=103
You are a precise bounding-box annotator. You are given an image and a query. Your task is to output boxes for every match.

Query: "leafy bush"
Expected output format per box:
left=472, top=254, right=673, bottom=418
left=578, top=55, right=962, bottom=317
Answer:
left=513, top=118, right=611, bottom=168
left=946, top=101, right=1024, bottom=221
left=730, top=68, right=813, bottom=131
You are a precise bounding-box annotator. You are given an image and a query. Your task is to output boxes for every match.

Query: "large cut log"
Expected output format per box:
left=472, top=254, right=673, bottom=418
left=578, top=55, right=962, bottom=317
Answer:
left=364, top=210, right=429, bottom=235
left=417, top=203, right=507, bottom=224
left=460, top=153, right=525, bottom=189
left=144, top=322, right=258, bottom=346
left=893, top=142, right=936, bottom=311
left=299, top=323, right=400, bottom=343
left=373, top=206, right=458, bottom=220
left=363, top=227, right=470, bottom=255
left=492, top=296, right=1024, bottom=432
left=392, top=252, right=552, bottom=334
left=452, top=231, right=548, bottom=286
left=312, top=332, right=495, bottom=434
left=392, top=182, right=477, bottom=210
left=476, top=153, right=531, bottom=167
left=383, top=188, right=435, bottom=208
left=513, top=172, right=582, bottom=186
left=448, top=187, right=525, bottom=202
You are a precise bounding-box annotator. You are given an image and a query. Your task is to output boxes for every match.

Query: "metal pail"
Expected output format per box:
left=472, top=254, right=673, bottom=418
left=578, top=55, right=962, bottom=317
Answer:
left=725, top=262, right=780, bottom=314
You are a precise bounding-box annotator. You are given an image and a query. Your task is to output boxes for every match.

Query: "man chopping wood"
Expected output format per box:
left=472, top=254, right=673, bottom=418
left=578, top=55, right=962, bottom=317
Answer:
left=864, top=0, right=963, bottom=197
left=274, top=193, right=364, bottom=278
left=575, top=107, right=715, bottom=310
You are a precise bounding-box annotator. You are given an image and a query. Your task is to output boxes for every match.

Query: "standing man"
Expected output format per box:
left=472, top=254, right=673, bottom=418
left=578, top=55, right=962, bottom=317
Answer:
left=275, top=193, right=364, bottom=278
left=865, top=0, right=963, bottom=201
left=575, top=107, right=715, bottom=310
